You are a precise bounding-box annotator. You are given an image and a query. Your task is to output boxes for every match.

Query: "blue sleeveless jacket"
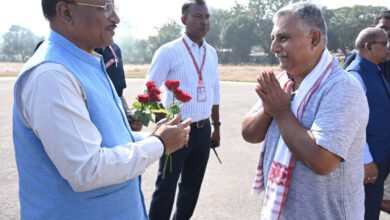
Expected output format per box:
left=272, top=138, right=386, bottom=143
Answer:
left=13, top=30, right=148, bottom=219
left=346, top=55, right=390, bottom=163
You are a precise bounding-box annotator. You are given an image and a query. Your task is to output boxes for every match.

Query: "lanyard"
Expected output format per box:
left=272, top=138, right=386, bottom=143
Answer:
left=105, top=45, right=119, bottom=69
left=182, top=38, right=206, bottom=84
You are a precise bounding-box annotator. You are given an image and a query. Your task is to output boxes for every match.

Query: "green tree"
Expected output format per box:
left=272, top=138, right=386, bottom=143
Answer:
left=324, top=5, right=386, bottom=55
left=221, top=14, right=257, bottom=63
left=2, top=25, right=43, bottom=62
left=248, top=0, right=303, bottom=64
left=143, top=20, right=183, bottom=63
left=206, top=8, right=233, bottom=50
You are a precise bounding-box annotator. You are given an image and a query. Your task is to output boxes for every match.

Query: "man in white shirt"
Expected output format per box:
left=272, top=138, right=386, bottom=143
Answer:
left=13, top=0, right=191, bottom=219
left=146, top=0, right=221, bottom=219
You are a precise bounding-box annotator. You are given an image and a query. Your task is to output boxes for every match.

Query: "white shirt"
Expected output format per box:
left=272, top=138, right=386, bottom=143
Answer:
left=16, top=62, right=163, bottom=192
left=349, top=71, right=373, bottom=164
left=144, top=34, right=220, bottom=122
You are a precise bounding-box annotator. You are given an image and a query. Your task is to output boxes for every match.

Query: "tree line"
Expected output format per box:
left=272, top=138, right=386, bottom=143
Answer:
left=0, top=0, right=386, bottom=64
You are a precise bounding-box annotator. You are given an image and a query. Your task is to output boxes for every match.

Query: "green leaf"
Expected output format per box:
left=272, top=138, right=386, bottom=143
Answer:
left=170, top=105, right=181, bottom=114
left=132, top=101, right=143, bottom=111
left=151, top=109, right=170, bottom=115
left=140, top=114, right=150, bottom=126
left=147, top=114, right=155, bottom=123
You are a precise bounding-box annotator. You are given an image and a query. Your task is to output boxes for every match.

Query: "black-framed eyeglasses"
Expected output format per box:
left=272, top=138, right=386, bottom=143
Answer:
left=371, top=41, right=390, bottom=47
left=73, top=2, right=119, bottom=18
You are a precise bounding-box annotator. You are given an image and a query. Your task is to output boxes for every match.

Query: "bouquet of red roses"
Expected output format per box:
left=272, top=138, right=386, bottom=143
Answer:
left=132, top=81, right=169, bottom=126
left=132, top=80, right=192, bottom=179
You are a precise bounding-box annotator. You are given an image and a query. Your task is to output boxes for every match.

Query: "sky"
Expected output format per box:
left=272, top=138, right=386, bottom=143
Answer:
left=2, top=0, right=389, bottom=40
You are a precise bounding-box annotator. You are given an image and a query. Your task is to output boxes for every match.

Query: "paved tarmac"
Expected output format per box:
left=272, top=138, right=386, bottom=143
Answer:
left=1, top=77, right=389, bottom=219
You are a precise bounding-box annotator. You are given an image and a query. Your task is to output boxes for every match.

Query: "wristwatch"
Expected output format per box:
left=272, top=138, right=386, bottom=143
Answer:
left=212, top=121, right=221, bottom=126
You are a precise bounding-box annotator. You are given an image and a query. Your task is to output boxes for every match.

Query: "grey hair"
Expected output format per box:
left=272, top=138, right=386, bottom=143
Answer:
left=273, top=2, right=328, bottom=45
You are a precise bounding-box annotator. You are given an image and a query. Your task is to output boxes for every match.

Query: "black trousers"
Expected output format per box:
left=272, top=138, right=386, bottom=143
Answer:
left=365, top=162, right=390, bottom=220
left=149, top=121, right=211, bottom=220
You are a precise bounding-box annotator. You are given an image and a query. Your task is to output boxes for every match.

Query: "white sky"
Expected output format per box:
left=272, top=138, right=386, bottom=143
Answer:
left=2, top=0, right=389, bottom=39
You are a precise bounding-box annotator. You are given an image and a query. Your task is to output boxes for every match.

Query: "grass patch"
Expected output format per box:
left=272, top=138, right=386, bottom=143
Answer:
left=1, top=62, right=283, bottom=82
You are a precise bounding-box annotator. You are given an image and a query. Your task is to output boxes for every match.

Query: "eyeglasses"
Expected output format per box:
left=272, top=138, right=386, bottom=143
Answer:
left=371, top=41, right=390, bottom=47
left=73, top=2, right=119, bottom=18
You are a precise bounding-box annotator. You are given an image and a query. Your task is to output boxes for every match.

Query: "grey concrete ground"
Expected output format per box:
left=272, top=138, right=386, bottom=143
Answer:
left=1, top=77, right=389, bottom=219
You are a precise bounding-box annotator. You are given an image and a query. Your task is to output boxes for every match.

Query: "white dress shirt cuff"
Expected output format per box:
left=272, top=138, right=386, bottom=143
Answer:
left=128, top=136, right=164, bottom=162
left=363, top=143, right=373, bottom=164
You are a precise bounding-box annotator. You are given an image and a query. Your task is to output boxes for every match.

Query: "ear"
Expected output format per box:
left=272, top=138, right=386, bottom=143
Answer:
left=364, top=42, right=372, bottom=51
left=310, top=29, right=322, bottom=48
left=181, top=16, right=186, bottom=25
left=56, top=2, right=74, bottom=24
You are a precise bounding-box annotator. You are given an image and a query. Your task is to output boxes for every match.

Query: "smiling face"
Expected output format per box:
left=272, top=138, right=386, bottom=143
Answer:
left=183, top=4, right=210, bottom=44
left=68, top=0, right=120, bottom=52
left=270, top=14, right=321, bottom=78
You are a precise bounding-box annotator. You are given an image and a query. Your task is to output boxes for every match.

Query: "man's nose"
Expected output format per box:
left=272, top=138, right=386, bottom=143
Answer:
left=270, top=40, right=280, bottom=54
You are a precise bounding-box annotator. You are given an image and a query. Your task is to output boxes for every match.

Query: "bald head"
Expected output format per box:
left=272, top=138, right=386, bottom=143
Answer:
left=356, top=27, right=389, bottom=64
left=355, top=27, right=387, bottom=50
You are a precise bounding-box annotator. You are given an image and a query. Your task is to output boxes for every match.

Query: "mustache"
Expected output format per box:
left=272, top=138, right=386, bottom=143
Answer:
left=275, top=52, right=287, bottom=58
left=108, top=24, right=117, bottom=29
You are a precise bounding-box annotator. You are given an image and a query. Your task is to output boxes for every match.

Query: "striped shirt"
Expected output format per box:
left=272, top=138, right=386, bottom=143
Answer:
left=143, top=34, right=220, bottom=122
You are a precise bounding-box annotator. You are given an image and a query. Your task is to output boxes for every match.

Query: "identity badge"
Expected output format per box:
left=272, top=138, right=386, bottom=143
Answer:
left=197, top=85, right=207, bottom=102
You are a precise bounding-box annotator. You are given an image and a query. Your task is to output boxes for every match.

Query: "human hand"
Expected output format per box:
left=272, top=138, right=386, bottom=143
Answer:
left=127, top=114, right=143, bottom=131
left=255, top=71, right=293, bottom=117
left=210, top=128, right=220, bottom=148
left=364, top=162, right=378, bottom=184
left=152, top=114, right=192, bottom=154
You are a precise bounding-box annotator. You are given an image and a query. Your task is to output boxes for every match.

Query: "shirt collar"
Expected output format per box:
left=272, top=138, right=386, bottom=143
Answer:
left=356, top=55, right=381, bottom=73
left=183, top=34, right=206, bottom=48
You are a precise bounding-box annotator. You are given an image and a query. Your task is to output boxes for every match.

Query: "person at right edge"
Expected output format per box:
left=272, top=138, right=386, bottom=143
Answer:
left=145, top=0, right=221, bottom=219
left=343, top=10, right=390, bottom=213
left=346, top=27, right=390, bottom=220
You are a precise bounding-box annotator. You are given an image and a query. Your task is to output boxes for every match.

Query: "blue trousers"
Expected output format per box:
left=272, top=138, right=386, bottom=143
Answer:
left=149, top=121, right=211, bottom=220
left=365, top=162, right=390, bottom=220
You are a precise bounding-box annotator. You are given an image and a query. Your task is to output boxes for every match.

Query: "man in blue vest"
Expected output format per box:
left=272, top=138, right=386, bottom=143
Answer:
left=346, top=27, right=390, bottom=220
left=12, top=0, right=192, bottom=219
left=343, top=9, right=390, bottom=214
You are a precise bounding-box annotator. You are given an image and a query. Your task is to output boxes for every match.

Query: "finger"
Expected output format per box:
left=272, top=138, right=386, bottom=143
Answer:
left=184, top=126, right=191, bottom=134
left=256, top=72, right=266, bottom=84
left=179, top=118, right=192, bottom=128
left=258, top=73, right=268, bottom=95
left=167, top=114, right=182, bottom=125
left=156, top=117, right=168, bottom=126
left=268, top=71, right=280, bottom=89
left=255, top=85, right=263, bottom=98
left=284, top=80, right=293, bottom=95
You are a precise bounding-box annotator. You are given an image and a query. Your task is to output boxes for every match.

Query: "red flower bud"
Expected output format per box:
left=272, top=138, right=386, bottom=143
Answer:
left=165, top=80, right=180, bottom=91
left=175, top=89, right=192, bottom=103
left=148, top=87, right=161, bottom=102
left=149, top=87, right=161, bottom=96
left=146, top=81, right=157, bottom=93
left=137, top=94, right=149, bottom=104
left=149, top=94, right=161, bottom=102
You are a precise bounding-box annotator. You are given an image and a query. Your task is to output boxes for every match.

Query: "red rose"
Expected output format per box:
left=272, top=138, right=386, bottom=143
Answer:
left=146, top=81, right=157, bottom=92
left=148, top=87, right=161, bottom=102
left=137, top=94, right=149, bottom=104
left=175, top=89, right=192, bottom=103
left=165, top=80, right=180, bottom=91
left=149, top=87, right=161, bottom=96
left=149, top=93, right=161, bottom=102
